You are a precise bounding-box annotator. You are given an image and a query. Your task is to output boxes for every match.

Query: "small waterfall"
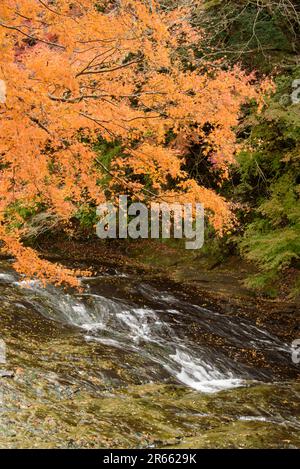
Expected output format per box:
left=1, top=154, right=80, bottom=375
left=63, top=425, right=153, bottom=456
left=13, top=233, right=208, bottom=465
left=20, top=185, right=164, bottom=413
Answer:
left=0, top=266, right=293, bottom=393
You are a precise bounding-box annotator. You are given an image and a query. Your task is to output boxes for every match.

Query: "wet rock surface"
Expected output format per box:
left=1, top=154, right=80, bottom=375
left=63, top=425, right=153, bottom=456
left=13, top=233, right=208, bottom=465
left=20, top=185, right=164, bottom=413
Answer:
left=0, top=260, right=299, bottom=448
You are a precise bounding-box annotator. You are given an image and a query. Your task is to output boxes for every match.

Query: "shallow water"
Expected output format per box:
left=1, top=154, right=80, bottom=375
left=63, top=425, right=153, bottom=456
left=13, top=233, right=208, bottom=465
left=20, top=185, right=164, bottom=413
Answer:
left=0, top=261, right=299, bottom=448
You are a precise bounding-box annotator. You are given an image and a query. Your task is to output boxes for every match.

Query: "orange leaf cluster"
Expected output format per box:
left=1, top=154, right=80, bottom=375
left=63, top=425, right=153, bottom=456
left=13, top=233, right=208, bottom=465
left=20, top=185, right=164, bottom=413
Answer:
left=0, top=0, right=261, bottom=285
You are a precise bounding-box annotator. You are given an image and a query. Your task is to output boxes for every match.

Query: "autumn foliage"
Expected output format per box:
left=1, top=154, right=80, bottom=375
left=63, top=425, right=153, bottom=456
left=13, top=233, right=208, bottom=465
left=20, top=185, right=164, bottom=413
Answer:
left=0, top=0, right=266, bottom=286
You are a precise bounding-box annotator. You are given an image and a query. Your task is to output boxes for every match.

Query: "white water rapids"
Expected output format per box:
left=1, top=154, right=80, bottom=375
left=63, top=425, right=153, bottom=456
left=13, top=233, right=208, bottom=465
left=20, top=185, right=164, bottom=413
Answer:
left=0, top=267, right=293, bottom=393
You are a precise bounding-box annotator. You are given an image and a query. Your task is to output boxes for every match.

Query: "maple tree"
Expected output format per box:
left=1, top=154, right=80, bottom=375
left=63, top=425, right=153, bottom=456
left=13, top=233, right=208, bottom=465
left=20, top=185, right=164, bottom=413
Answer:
left=0, top=0, right=267, bottom=286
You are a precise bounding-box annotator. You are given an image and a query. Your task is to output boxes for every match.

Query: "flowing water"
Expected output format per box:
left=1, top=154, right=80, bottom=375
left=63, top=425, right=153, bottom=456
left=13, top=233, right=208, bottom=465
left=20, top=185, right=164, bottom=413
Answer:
left=0, top=261, right=299, bottom=448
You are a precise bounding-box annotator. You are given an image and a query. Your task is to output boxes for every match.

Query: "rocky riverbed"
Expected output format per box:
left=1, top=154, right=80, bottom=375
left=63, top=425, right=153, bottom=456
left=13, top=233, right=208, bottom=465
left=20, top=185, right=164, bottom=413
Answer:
left=0, top=251, right=299, bottom=448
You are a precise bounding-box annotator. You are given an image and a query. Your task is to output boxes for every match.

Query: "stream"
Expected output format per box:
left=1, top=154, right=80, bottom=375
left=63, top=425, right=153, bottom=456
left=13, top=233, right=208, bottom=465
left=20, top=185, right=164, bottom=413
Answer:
left=0, top=260, right=299, bottom=448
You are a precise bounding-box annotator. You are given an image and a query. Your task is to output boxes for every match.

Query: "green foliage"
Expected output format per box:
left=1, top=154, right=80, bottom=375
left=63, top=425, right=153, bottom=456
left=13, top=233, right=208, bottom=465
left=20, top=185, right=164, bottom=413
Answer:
left=93, top=138, right=122, bottom=189
left=199, top=224, right=234, bottom=265
left=74, top=204, right=97, bottom=229
left=240, top=178, right=300, bottom=294
left=5, top=200, right=43, bottom=230
left=196, top=0, right=299, bottom=72
left=73, top=138, right=122, bottom=230
left=235, top=69, right=300, bottom=295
